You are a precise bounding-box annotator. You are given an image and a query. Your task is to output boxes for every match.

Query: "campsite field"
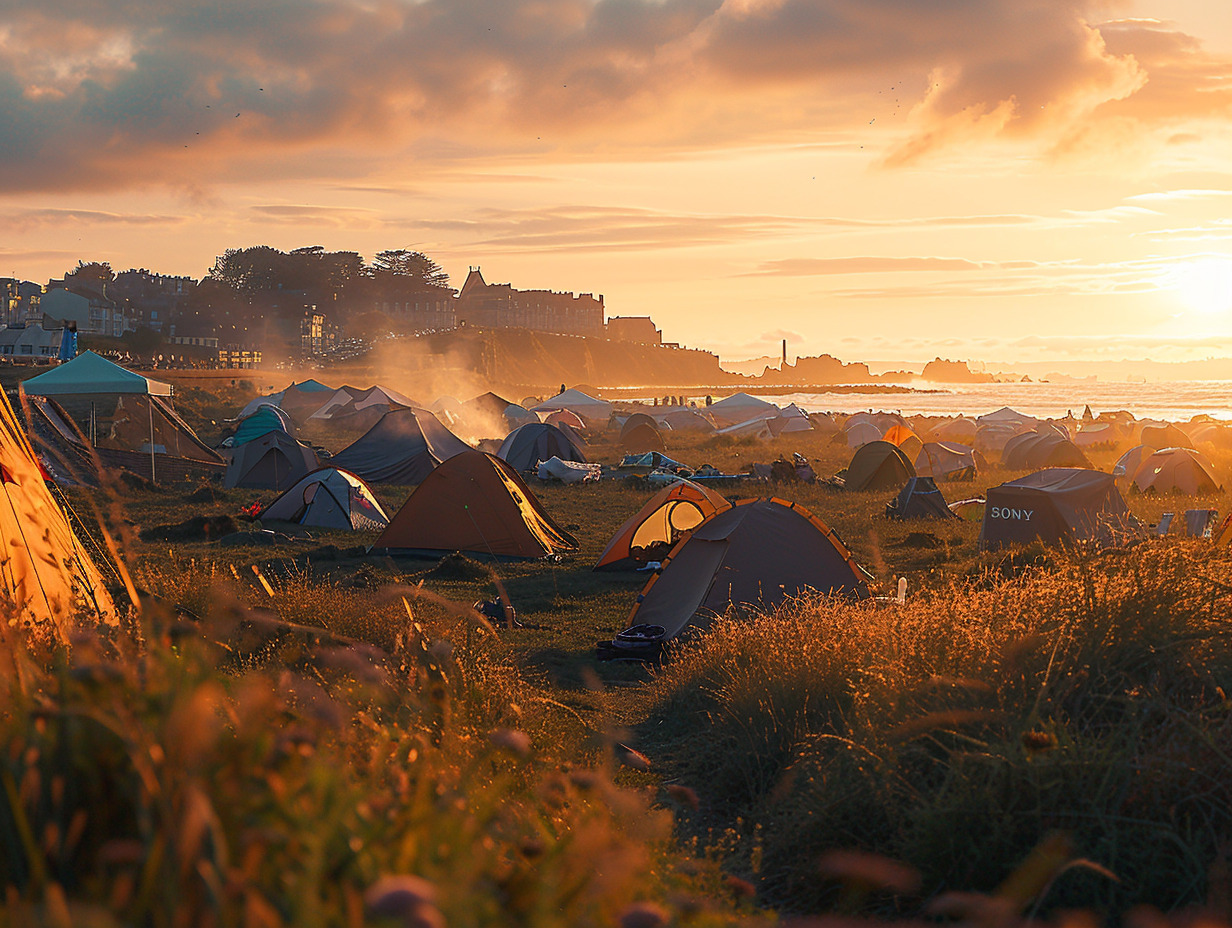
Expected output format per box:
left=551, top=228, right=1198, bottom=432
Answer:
left=7, top=399, right=1232, bottom=925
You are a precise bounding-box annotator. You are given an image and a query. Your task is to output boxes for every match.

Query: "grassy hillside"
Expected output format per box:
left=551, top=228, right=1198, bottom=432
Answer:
left=4, top=405, right=1232, bottom=925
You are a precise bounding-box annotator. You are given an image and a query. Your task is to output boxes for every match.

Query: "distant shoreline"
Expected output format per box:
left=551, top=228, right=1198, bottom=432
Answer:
left=600, top=383, right=945, bottom=399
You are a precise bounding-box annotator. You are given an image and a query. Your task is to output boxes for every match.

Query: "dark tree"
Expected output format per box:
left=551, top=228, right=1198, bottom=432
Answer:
left=65, top=261, right=115, bottom=285
left=371, top=250, right=450, bottom=288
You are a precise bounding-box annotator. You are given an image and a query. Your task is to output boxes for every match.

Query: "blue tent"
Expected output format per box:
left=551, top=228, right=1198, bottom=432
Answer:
left=22, top=351, right=172, bottom=396
left=233, top=404, right=294, bottom=445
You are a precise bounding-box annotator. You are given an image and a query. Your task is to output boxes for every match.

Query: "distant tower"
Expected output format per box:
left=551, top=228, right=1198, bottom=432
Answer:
left=782, top=339, right=787, bottom=367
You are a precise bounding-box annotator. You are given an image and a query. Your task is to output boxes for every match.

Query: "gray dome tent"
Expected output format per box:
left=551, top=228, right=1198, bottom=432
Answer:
left=328, top=408, right=470, bottom=484
left=498, top=423, right=588, bottom=471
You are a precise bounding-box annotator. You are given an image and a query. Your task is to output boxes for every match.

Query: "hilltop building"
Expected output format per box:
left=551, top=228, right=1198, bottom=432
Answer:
left=110, top=269, right=197, bottom=333
left=455, top=268, right=604, bottom=337
left=606, top=316, right=662, bottom=345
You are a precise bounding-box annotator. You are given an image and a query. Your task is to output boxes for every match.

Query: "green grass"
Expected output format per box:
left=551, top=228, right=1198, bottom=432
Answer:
left=8, top=398, right=1232, bottom=924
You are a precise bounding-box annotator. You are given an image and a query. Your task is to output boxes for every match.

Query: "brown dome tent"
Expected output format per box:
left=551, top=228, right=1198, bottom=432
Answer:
left=845, top=440, right=915, bottom=492
left=618, top=498, right=869, bottom=643
left=373, top=451, right=578, bottom=559
left=594, top=480, right=731, bottom=570
left=1131, top=447, right=1221, bottom=495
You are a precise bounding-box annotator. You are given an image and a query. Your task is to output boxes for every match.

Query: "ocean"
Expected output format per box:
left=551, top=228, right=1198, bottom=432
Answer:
left=756, top=381, right=1232, bottom=422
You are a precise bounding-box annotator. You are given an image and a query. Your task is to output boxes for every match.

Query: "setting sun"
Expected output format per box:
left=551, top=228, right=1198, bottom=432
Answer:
left=1168, top=256, right=1232, bottom=316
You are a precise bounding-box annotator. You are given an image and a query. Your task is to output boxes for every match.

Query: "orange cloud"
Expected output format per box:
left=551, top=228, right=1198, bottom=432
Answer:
left=0, top=0, right=1226, bottom=193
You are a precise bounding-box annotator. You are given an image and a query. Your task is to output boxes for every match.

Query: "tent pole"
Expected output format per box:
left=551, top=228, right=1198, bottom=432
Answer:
left=149, top=397, right=157, bottom=483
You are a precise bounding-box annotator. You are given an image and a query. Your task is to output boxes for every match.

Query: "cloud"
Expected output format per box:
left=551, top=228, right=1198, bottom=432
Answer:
left=248, top=204, right=382, bottom=227
left=8, top=207, right=184, bottom=228
left=749, top=256, right=992, bottom=276
left=0, top=0, right=1226, bottom=192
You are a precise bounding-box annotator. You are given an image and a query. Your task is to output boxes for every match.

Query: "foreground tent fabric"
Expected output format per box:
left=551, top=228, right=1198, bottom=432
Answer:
left=845, top=441, right=915, bottom=492
left=1131, top=447, right=1221, bottom=495
left=498, top=423, right=588, bottom=471
left=224, top=430, right=320, bottom=490
left=261, top=468, right=389, bottom=530
left=595, top=480, right=732, bottom=570
left=329, top=408, right=470, bottom=484
left=374, top=451, right=578, bottom=559
left=0, top=388, right=114, bottom=636
left=886, top=477, right=959, bottom=520
left=980, top=468, right=1140, bottom=550
left=623, top=498, right=869, bottom=641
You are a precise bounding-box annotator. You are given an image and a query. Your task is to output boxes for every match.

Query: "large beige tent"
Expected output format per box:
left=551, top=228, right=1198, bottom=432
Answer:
left=0, top=388, right=114, bottom=639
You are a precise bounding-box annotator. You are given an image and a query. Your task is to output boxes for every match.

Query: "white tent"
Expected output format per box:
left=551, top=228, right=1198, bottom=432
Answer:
left=530, top=388, right=612, bottom=426
left=707, top=392, right=779, bottom=427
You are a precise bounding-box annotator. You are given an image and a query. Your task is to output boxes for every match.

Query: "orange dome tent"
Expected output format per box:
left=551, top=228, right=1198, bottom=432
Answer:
left=881, top=424, right=923, bottom=460
left=373, top=451, right=578, bottom=559
left=594, top=480, right=731, bottom=570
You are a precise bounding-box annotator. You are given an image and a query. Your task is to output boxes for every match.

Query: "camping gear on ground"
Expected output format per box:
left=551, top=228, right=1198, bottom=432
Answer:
left=845, top=440, right=915, bottom=492
left=1130, top=447, right=1221, bottom=495
left=886, top=477, right=959, bottom=520
left=616, top=451, right=688, bottom=475
left=537, top=457, right=601, bottom=483
left=1184, top=509, right=1218, bottom=538
left=373, top=450, right=578, bottom=559
left=499, top=422, right=588, bottom=472
left=224, top=429, right=320, bottom=490
left=594, top=479, right=731, bottom=570
left=980, top=468, right=1141, bottom=550
left=329, top=407, right=470, bottom=484
left=260, top=468, right=389, bottom=531
left=607, top=498, right=869, bottom=652
left=0, top=387, right=115, bottom=638
left=949, top=497, right=986, bottom=521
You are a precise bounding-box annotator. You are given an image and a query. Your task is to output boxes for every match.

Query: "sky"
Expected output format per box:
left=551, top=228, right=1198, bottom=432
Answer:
left=1, top=0, right=1231, bottom=367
